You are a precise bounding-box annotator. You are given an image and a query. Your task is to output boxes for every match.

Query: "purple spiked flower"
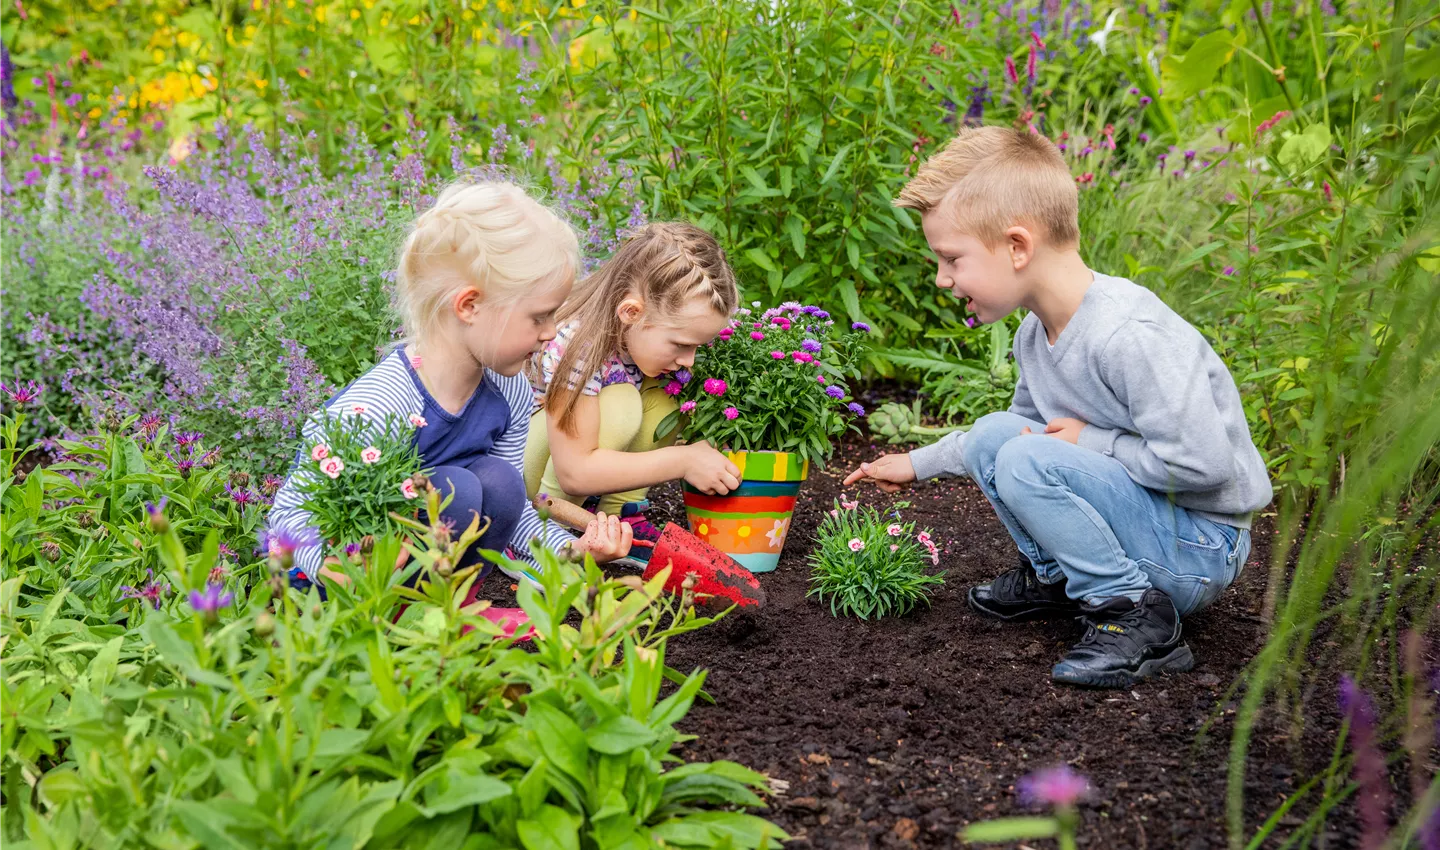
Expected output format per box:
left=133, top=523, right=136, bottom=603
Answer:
left=174, top=431, right=204, bottom=447
left=1339, top=675, right=1391, bottom=850
left=120, top=570, right=169, bottom=610
left=189, top=582, right=235, bottom=620
left=0, top=380, right=43, bottom=405
left=1018, top=765, right=1090, bottom=808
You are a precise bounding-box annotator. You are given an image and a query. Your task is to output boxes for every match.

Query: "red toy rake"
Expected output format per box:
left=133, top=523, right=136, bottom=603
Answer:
left=642, top=522, right=766, bottom=610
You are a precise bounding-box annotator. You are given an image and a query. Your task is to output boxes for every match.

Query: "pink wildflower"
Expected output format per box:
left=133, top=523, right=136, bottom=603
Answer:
left=1018, top=765, right=1090, bottom=808
left=703, top=378, right=728, bottom=396
left=680, top=400, right=697, bottom=414
left=1005, top=55, right=1019, bottom=85
left=848, top=538, right=865, bottom=552
left=723, top=406, right=739, bottom=420
left=664, top=380, right=683, bottom=395
left=310, top=444, right=330, bottom=461
left=750, top=331, right=765, bottom=341
left=887, top=523, right=903, bottom=536
left=409, top=413, right=428, bottom=427
left=400, top=478, right=418, bottom=499
left=320, top=457, right=345, bottom=479
left=350, top=404, right=367, bottom=416
left=770, top=350, right=786, bottom=360
left=360, top=446, right=382, bottom=464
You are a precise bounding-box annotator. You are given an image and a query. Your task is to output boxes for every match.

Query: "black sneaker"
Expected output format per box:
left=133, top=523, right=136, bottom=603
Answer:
left=967, top=559, right=1080, bottom=621
left=1051, top=588, right=1195, bottom=689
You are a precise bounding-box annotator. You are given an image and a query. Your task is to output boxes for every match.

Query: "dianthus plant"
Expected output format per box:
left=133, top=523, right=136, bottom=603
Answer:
left=657, top=302, right=871, bottom=466
left=807, top=498, right=944, bottom=620
left=291, top=409, right=430, bottom=545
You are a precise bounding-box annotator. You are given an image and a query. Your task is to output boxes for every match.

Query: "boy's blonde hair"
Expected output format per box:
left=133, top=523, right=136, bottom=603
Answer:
left=895, top=126, right=1079, bottom=248
left=396, top=181, right=580, bottom=342
left=543, top=222, right=739, bottom=436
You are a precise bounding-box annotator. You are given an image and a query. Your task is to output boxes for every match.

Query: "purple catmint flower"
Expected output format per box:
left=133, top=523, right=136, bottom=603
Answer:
left=1018, top=765, right=1090, bottom=808
left=0, top=42, right=16, bottom=111
left=0, top=379, right=42, bottom=404
left=801, top=338, right=823, bottom=353
left=847, top=402, right=866, bottom=417
left=188, top=582, right=234, bottom=619
left=120, top=570, right=169, bottom=610
left=1339, top=676, right=1391, bottom=850
left=824, top=385, right=845, bottom=399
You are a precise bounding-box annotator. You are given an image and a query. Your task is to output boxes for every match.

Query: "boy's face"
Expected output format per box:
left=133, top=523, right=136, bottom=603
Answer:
left=921, top=211, right=1024, bottom=325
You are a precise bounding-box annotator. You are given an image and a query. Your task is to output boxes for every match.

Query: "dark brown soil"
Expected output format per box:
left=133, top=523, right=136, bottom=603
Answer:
left=639, top=434, right=1351, bottom=849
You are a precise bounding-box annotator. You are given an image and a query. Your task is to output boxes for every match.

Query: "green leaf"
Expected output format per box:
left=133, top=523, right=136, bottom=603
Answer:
left=838, top=280, right=863, bottom=322
left=1159, top=30, right=1241, bottom=100
left=962, top=816, right=1060, bottom=842
left=1176, top=241, right=1225, bottom=266
left=782, top=262, right=818, bottom=290
left=365, top=35, right=407, bottom=75
left=743, top=248, right=777, bottom=273
left=424, top=767, right=513, bottom=815
left=821, top=142, right=854, bottom=185
left=517, top=804, right=581, bottom=850
left=173, top=801, right=248, bottom=850
left=784, top=215, right=807, bottom=259
left=585, top=715, right=658, bottom=755
left=1278, top=123, right=1332, bottom=170
left=525, top=701, right=589, bottom=783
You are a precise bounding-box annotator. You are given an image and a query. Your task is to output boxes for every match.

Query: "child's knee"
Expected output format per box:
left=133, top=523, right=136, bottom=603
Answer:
left=468, top=455, right=526, bottom=524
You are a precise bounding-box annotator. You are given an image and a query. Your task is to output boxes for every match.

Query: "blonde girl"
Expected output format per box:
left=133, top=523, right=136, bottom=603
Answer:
left=268, top=182, right=636, bottom=622
left=524, top=222, right=742, bottom=558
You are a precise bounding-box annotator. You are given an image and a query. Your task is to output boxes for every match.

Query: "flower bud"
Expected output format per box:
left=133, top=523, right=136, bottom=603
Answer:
left=254, top=611, right=276, bottom=637
left=41, top=540, right=62, bottom=562
left=101, top=407, right=124, bottom=432
left=411, top=472, right=431, bottom=492
left=435, top=557, right=453, bottom=577
left=228, top=470, right=251, bottom=489
left=77, top=511, right=95, bottom=529
left=145, top=500, right=170, bottom=534
left=311, top=605, right=323, bottom=618
left=681, top=572, right=699, bottom=592
left=360, top=535, right=375, bottom=555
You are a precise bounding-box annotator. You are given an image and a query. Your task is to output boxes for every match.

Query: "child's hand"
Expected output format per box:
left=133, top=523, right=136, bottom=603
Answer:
left=842, top=453, right=917, bottom=493
left=682, top=443, right=742, bottom=495
left=1022, top=417, right=1087, bottom=444
left=572, top=511, right=635, bottom=563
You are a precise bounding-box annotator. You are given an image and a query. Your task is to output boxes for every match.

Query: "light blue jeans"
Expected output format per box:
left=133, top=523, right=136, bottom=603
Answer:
left=962, top=412, right=1250, bottom=616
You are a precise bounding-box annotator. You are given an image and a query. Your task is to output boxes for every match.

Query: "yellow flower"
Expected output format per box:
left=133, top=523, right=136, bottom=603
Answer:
left=167, top=136, right=192, bottom=163
left=314, top=4, right=326, bottom=21
left=571, top=0, right=584, bottom=6
left=152, top=48, right=165, bottom=63
left=350, top=8, right=359, bottom=18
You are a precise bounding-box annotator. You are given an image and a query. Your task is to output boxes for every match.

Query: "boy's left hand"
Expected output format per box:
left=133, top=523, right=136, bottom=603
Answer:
left=1022, top=417, right=1087, bottom=444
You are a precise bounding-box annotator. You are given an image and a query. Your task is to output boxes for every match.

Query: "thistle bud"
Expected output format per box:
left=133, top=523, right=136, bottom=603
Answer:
left=40, top=540, right=62, bottom=562
left=228, top=470, right=251, bottom=489
left=101, top=407, right=124, bottom=432
left=360, top=535, right=375, bottom=555
left=254, top=611, right=276, bottom=637
left=77, top=511, right=95, bottom=529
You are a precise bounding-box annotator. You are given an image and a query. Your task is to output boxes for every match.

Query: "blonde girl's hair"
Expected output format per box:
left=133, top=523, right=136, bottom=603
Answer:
left=395, top=181, right=580, bottom=343
left=543, top=222, right=739, bottom=436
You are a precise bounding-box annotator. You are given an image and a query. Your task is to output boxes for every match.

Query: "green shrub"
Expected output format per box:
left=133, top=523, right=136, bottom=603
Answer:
left=807, top=499, right=944, bottom=620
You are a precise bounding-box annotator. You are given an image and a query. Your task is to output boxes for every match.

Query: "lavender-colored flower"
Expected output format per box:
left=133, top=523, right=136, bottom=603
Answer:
left=120, top=570, right=169, bottom=610
left=1139, top=95, right=1151, bottom=106
left=851, top=322, right=870, bottom=333
left=1339, top=675, right=1391, bottom=850
left=1222, top=266, right=1236, bottom=276
left=814, top=310, right=830, bottom=320
left=824, top=385, right=845, bottom=399
left=801, top=338, right=823, bottom=353
left=145, top=497, right=170, bottom=532
left=674, top=368, right=692, bottom=385
left=847, top=402, right=866, bottom=417
left=0, top=379, right=43, bottom=404
left=1018, top=765, right=1090, bottom=808
left=258, top=524, right=320, bottom=566
left=0, top=42, right=15, bottom=112
left=174, top=430, right=204, bottom=447
left=188, top=582, right=234, bottom=618
left=225, top=483, right=260, bottom=506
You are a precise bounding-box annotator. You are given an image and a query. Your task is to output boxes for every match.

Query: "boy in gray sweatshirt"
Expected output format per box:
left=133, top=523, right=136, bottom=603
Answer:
left=844, top=127, right=1272, bottom=688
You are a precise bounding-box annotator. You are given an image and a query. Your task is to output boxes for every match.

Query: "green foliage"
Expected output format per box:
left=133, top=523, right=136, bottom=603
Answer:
left=884, top=319, right=1018, bottom=427
left=659, top=304, right=870, bottom=466
left=0, top=416, right=787, bottom=846
left=807, top=501, right=943, bottom=620
left=293, top=410, right=429, bottom=546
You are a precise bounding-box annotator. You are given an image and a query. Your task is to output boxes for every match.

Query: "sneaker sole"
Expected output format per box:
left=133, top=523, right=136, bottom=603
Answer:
left=1050, top=644, right=1196, bottom=689
left=967, top=586, right=1080, bottom=622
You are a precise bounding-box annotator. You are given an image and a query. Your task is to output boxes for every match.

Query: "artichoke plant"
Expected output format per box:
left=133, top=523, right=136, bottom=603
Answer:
left=868, top=400, right=969, bottom=446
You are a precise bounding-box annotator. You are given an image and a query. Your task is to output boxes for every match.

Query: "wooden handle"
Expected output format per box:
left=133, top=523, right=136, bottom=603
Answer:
left=533, top=495, right=596, bottom=532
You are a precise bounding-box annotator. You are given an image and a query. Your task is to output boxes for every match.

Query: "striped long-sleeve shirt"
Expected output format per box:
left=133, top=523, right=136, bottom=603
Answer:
left=268, top=349, right=575, bottom=580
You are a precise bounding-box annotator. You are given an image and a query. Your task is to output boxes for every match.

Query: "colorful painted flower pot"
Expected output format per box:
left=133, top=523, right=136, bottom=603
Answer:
left=681, top=450, right=810, bottom=574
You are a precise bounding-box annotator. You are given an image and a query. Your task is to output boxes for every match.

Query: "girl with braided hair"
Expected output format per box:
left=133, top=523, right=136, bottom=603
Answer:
left=525, top=222, right=742, bottom=561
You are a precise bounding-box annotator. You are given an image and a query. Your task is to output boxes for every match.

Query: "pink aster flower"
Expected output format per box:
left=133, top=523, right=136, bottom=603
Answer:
left=770, top=350, right=786, bottom=360
left=320, top=457, right=345, bottom=479
left=703, top=378, right=728, bottom=396
left=723, top=406, right=739, bottom=420
left=847, top=538, right=865, bottom=552
left=680, top=400, right=697, bottom=414
left=750, top=331, right=765, bottom=341
left=360, top=446, right=382, bottom=464
left=1018, top=765, right=1090, bottom=808
left=791, top=351, right=814, bottom=363
left=664, top=380, right=683, bottom=395
left=816, top=375, right=827, bottom=384
left=310, top=444, right=330, bottom=461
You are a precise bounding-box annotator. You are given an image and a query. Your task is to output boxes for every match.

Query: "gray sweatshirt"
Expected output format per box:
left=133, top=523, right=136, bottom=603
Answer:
left=909, top=271, right=1272, bottom=528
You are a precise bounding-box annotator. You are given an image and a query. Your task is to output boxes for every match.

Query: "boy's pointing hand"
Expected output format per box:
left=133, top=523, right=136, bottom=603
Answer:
left=1020, top=417, right=1087, bottom=444
left=842, top=453, right=917, bottom=493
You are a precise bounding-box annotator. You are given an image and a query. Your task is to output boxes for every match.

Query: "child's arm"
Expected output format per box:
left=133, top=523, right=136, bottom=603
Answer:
left=547, top=394, right=740, bottom=496
left=1078, top=321, right=1235, bottom=492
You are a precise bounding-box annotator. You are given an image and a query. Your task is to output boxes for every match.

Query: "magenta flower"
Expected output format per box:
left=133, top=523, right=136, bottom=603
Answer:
left=1004, top=55, right=1019, bottom=84
left=1027, top=46, right=1037, bottom=80
left=259, top=475, right=284, bottom=498
left=120, top=570, right=169, bottom=610
left=225, top=483, right=260, bottom=506
left=679, top=400, right=697, bottom=414
left=723, top=406, right=739, bottom=420
left=1222, top=266, right=1236, bottom=276
left=664, top=380, right=683, bottom=395
left=703, top=378, right=727, bottom=396
left=816, top=375, right=827, bottom=384
left=770, top=350, right=786, bottom=360
left=1018, top=765, right=1090, bottom=808
left=1031, top=31, right=1045, bottom=48
left=0, top=380, right=43, bottom=405
left=791, top=351, right=815, bottom=363
left=189, top=582, right=235, bottom=619
left=259, top=525, right=321, bottom=564
left=137, top=412, right=164, bottom=437
left=850, top=322, right=870, bottom=333
left=750, top=331, right=765, bottom=341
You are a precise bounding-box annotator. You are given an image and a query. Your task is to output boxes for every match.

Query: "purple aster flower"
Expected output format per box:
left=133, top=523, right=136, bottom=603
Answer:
left=0, top=380, right=43, bottom=404
left=120, top=570, right=169, bottom=610
left=1139, top=95, right=1152, bottom=106
left=1018, top=765, right=1090, bottom=808
left=815, top=310, right=830, bottom=320
left=225, top=483, right=260, bottom=506
left=674, top=368, right=692, bottom=385
left=189, top=582, right=235, bottom=619
left=851, top=322, right=870, bottom=332
left=801, top=338, right=823, bottom=353
left=1222, top=266, right=1236, bottom=276
left=824, top=385, right=845, bottom=399
left=847, top=402, right=866, bottom=417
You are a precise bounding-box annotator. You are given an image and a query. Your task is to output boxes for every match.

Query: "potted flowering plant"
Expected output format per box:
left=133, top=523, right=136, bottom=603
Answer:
left=292, top=410, right=431, bottom=551
left=655, top=302, right=870, bottom=572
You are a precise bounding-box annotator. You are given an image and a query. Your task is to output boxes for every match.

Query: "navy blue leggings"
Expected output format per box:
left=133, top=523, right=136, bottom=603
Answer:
left=428, top=455, right=525, bottom=574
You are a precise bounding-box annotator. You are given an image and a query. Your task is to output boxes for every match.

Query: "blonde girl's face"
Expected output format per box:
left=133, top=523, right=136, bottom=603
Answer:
left=456, top=278, right=571, bottom=377
left=622, top=293, right=732, bottom=377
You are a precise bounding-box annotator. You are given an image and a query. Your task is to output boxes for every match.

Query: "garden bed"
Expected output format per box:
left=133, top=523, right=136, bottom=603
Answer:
left=481, top=429, right=1359, bottom=849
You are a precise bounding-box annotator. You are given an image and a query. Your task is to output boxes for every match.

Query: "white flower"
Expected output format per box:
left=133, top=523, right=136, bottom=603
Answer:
left=360, top=446, right=382, bottom=464
left=847, top=538, right=865, bottom=552
left=1089, top=9, right=1121, bottom=55
left=408, top=413, right=428, bottom=427
left=886, top=523, right=903, bottom=536
left=766, top=519, right=790, bottom=549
